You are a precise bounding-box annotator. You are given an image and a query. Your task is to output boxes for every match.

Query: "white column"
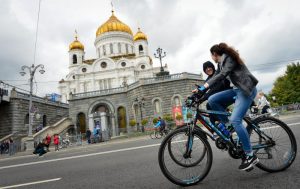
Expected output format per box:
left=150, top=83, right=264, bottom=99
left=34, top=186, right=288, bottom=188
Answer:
left=88, top=114, right=94, bottom=131
left=100, top=112, right=108, bottom=131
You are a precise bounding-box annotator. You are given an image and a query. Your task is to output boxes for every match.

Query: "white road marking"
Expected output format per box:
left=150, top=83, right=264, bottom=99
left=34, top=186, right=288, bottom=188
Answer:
left=0, top=143, right=160, bottom=170
left=0, top=122, right=299, bottom=171
left=0, top=178, right=61, bottom=189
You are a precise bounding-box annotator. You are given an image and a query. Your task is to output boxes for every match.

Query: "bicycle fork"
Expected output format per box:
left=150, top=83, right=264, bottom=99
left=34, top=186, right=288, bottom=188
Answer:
left=184, top=124, right=194, bottom=159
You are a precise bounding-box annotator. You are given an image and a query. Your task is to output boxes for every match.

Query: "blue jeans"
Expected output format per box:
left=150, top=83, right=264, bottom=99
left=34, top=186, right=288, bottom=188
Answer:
left=208, top=88, right=257, bottom=154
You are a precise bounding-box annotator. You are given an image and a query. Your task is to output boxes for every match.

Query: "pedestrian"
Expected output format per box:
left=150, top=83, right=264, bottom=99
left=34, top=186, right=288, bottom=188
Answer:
left=0, top=142, right=5, bottom=155
left=257, top=92, right=271, bottom=114
left=45, top=133, right=51, bottom=152
left=9, top=137, right=14, bottom=156
left=33, top=139, right=47, bottom=157
left=86, top=128, right=91, bottom=144
left=54, top=134, right=59, bottom=151
left=93, top=126, right=99, bottom=143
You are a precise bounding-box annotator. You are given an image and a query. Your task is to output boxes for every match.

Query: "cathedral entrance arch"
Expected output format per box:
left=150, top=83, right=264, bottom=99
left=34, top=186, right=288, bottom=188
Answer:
left=88, top=100, right=117, bottom=139
left=77, top=113, right=86, bottom=134
left=117, top=106, right=127, bottom=133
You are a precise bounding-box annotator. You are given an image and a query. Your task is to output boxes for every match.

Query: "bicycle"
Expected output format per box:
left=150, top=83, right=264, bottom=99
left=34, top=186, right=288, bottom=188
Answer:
left=158, top=92, right=297, bottom=186
left=150, top=127, right=169, bottom=139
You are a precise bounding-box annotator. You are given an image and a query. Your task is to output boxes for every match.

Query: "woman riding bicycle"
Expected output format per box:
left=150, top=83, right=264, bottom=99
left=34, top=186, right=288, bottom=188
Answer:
left=196, top=42, right=259, bottom=171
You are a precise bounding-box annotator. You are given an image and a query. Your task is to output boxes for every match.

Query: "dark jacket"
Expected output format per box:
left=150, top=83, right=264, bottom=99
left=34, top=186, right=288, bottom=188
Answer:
left=202, top=61, right=231, bottom=101
left=206, top=55, right=258, bottom=96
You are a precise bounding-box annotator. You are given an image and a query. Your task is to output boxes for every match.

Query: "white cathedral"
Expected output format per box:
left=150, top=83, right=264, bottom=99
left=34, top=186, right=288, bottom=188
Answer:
left=59, top=10, right=168, bottom=102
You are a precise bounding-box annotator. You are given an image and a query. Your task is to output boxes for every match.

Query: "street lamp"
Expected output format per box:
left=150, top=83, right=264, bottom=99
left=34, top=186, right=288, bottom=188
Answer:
left=154, top=47, right=169, bottom=76
left=20, top=64, right=45, bottom=138
left=134, top=97, right=145, bottom=132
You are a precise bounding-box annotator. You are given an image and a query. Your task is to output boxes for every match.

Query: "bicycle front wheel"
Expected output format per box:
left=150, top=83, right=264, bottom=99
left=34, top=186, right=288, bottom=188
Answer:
left=150, top=131, right=156, bottom=139
left=158, top=126, right=213, bottom=186
left=249, top=117, right=297, bottom=172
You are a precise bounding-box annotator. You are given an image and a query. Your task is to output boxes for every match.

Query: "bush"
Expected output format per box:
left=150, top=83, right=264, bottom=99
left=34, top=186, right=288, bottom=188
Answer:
left=175, top=114, right=183, bottom=121
left=186, top=112, right=193, bottom=119
left=163, top=114, right=173, bottom=122
left=152, top=117, right=159, bottom=124
left=129, top=119, right=136, bottom=127
left=141, top=119, right=148, bottom=126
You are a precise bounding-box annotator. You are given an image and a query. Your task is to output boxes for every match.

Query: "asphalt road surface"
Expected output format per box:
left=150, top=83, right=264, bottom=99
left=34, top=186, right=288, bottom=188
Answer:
left=0, top=114, right=300, bottom=189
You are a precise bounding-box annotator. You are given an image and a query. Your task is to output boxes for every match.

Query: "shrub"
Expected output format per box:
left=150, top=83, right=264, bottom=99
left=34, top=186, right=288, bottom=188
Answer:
left=152, top=117, right=159, bottom=124
left=186, top=112, right=193, bottom=119
left=141, top=119, right=148, bottom=126
left=163, top=114, right=173, bottom=122
left=129, top=119, right=136, bottom=127
left=175, top=114, right=183, bottom=121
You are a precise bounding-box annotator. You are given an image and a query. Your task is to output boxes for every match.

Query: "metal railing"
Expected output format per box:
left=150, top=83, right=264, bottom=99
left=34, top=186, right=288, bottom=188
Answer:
left=13, top=91, right=69, bottom=108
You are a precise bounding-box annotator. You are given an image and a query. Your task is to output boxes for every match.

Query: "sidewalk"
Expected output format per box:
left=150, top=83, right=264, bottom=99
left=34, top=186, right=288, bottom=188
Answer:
left=0, top=135, right=149, bottom=160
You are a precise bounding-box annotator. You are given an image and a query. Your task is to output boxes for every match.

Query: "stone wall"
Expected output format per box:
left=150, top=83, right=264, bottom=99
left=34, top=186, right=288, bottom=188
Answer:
left=68, top=75, right=204, bottom=135
left=0, top=93, right=69, bottom=138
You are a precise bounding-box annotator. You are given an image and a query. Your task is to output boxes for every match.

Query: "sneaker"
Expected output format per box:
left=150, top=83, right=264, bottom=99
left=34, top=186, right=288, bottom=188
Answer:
left=239, top=155, right=259, bottom=171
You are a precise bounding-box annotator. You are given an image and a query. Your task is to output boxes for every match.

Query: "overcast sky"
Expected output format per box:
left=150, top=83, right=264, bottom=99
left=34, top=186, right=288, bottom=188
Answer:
left=1, top=0, right=299, bottom=96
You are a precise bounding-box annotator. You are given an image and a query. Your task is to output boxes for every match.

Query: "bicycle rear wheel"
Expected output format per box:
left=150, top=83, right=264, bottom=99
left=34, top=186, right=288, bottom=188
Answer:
left=155, top=131, right=163, bottom=139
left=150, top=131, right=156, bottom=139
left=249, top=117, right=297, bottom=172
left=158, top=126, right=212, bottom=186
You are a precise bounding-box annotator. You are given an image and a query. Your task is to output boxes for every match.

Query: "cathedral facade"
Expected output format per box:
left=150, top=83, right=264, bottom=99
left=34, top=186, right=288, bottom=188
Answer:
left=59, top=11, right=203, bottom=138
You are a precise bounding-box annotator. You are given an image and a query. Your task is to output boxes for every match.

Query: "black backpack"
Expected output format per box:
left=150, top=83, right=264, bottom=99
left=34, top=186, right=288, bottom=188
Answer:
left=160, top=119, right=166, bottom=127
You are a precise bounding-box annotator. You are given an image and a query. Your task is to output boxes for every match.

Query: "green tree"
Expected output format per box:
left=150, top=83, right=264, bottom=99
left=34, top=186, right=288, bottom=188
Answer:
left=270, top=62, right=300, bottom=105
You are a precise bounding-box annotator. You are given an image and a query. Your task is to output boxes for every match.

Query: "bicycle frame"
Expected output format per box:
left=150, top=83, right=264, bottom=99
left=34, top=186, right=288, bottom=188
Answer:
left=185, top=106, right=275, bottom=154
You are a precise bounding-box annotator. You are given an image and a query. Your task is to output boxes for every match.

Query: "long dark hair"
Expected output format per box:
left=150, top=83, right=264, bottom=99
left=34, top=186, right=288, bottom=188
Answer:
left=210, top=43, right=244, bottom=65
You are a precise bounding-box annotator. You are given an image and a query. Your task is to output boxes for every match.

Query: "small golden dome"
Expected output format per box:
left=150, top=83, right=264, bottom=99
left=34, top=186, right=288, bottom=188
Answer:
left=69, top=32, right=84, bottom=51
left=96, top=11, right=133, bottom=37
left=134, top=28, right=147, bottom=41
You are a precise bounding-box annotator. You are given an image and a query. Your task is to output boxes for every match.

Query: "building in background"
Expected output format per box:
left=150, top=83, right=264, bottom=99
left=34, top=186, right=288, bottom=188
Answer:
left=58, top=10, right=204, bottom=139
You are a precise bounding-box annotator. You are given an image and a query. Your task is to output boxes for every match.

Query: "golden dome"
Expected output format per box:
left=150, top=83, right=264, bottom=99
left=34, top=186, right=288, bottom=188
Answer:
left=134, top=28, right=147, bottom=41
left=96, top=11, right=133, bottom=37
left=69, top=33, right=84, bottom=51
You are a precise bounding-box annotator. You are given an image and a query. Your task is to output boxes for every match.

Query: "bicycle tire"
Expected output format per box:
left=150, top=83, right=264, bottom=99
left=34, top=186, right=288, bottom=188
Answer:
left=167, top=126, right=207, bottom=167
left=158, top=126, right=213, bottom=186
left=155, top=131, right=163, bottom=139
left=150, top=131, right=156, bottom=139
left=249, top=116, right=297, bottom=172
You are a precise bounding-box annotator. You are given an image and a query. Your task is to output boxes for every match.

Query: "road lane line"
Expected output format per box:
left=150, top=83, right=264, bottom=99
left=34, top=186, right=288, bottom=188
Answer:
left=0, top=143, right=161, bottom=170
left=0, top=178, right=61, bottom=189
left=0, top=122, right=299, bottom=171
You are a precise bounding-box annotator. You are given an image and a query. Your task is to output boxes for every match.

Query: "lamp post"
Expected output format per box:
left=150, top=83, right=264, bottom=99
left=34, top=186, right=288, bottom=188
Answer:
left=154, top=47, right=169, bottom=76
left=20, top=64, right=45, bottom=139
left=135, top=97, right=145, bottom=132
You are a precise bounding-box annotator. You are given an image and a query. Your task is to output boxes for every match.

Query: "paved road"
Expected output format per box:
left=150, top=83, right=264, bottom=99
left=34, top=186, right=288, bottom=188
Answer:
left=0, top=115, right=300, bottom=189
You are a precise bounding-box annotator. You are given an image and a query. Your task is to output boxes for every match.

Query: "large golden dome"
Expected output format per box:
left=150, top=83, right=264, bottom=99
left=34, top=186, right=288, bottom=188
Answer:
left=96, top=11, right=133, bottom=37
left=134, top=28, right=147, bottom=41
left=69, top=34, right=84, bottom=51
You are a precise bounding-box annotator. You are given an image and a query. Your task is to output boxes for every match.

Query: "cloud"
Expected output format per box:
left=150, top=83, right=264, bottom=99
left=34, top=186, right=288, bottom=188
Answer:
left=0, top=0, right=299, bottom=96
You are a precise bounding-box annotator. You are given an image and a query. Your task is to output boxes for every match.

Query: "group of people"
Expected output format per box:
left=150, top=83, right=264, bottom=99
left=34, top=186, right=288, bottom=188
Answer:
left=33, top=133, right=66, bottom=157
left=0, top=138, right=14, bottom=156
left=86, top=125, right=102, bottom=144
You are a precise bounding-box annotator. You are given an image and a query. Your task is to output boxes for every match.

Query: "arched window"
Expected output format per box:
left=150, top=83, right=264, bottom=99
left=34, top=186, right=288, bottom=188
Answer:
left=103, top=45, right=106, bottom=55
left=118, top=43, right=121, bottom=53
left=174, top=96, right=181, bottom=106
left=110, top=43, right=113, bottom=54
left=72, top=54, right=77, bottom=64
left=139, top=45, right=143, bottom=52
left=134, top=104, right=139, bottom=120
left=154, top=99, right=161, bottom=114
left=125, top=44, right=129, bottom=54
